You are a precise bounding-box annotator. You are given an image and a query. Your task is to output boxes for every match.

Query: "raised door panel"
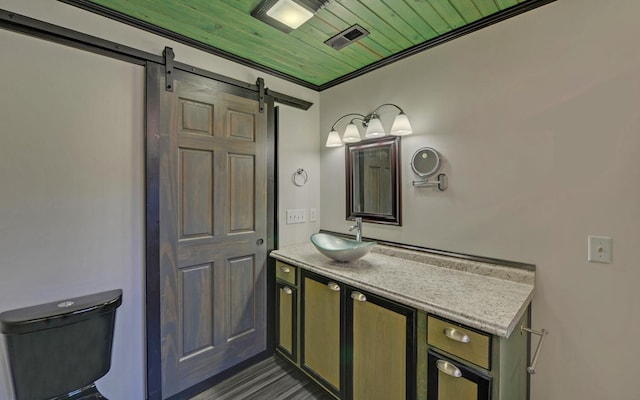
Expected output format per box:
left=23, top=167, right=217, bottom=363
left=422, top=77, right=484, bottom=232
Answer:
left=180, top=263, right=214, bottom=358
left=302, top=273, right=343, bottom=398
left=180, top=99, right=213, bottom=135
left=438, top=372, right=478, bottom=400
left=227, top=109, right=255, bottom=141
left=227, top=255, right=256, bottom=341
left=276, top=282, right=297, bottom=361
left=427, top=350, right=491, bottom=400
left=349, top=289, right=415, bottom=400
left=180, top=149, right=213, bottom=239
left=228, top=154, right=255, bottom=233
left=352, top=296, right=407, bottom=400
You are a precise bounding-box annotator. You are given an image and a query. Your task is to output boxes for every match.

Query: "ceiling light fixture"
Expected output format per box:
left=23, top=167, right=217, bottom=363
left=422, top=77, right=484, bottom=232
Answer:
left=252, top=0, right=330, bottom=33
left=325, top=104, right=413, bottom=147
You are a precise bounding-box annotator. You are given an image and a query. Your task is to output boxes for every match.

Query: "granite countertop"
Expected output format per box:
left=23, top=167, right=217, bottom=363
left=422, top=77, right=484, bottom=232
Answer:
left=270, top=242, right=535, bottom=338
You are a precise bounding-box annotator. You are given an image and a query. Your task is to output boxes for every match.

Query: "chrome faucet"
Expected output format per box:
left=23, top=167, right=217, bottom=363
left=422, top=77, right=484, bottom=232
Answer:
left=349, top=217, right=363, bottom=242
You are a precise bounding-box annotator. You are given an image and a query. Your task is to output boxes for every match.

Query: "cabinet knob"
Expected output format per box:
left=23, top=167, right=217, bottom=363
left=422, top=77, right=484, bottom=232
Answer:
left=282, top=287, right=293, bottom=295
left=327, top=282, right=341, bottom=292
left=436, top=360, right=462, bottom=378
left=351, top=291, right=367, bottom=302
left=444, top=327, right=471, bottom=343
left=279, top=266, right=290, bottom=273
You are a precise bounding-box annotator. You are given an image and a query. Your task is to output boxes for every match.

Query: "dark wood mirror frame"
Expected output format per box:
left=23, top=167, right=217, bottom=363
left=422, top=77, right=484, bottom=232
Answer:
left=346, top=136, right=401, bottom=226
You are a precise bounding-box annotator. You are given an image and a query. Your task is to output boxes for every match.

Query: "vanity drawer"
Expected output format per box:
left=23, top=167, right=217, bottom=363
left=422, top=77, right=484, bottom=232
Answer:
left=276, top=261, right=297, bottom=286
left=427, top=315, right=490, bottom=370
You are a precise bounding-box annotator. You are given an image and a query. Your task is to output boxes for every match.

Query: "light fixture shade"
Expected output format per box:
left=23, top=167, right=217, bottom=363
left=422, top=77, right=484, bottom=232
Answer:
left=390, top=113, right=413, bottom=136
left=266, top=0, right=313, bottom=29
left=342, top=123, right=362, bottom=143
left=325, top=130, right=343, bottom=147
left=365, top=116, right=385, bottom=138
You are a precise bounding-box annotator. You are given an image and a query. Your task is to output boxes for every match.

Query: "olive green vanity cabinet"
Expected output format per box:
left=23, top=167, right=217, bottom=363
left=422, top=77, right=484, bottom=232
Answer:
left=301, top=271, right=345, bottom=398
left=347, top=287, right=415, bottom=400
left=419, top=311, right=530, bottom=400
left=274, top=261, right=298, bottom=363
left=299, top=269, right=415, bottom=400
left=273, top=260, right=530, bottom=400
left=277, top=265, right=415, bottom=400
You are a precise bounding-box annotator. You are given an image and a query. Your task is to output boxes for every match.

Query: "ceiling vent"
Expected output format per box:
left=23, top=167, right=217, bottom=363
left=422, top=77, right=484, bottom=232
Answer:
left=325, top=24, right=369, bottom=50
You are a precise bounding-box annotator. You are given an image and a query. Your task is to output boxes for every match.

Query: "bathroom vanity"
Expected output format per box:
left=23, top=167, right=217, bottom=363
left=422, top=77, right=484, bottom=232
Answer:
left=270, top=242, right=535, bottom=400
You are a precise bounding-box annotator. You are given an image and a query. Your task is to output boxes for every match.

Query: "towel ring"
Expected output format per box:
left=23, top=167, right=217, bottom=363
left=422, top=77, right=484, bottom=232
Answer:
left=292, top=168, right=308, bottom=187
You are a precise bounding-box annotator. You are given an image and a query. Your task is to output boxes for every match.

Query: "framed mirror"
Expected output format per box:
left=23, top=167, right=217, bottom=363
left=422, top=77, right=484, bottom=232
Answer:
left=346, top=136, right=401, bottom=225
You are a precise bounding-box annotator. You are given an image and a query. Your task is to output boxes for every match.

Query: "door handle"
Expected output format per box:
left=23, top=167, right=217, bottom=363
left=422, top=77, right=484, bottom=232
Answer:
left=436, top=360, right=462, bottom=378
left=282, top=287, right=293, bottom=295
left=256, top=238, right=264, bottom=246
left=327, top=282, right=341, bottom=292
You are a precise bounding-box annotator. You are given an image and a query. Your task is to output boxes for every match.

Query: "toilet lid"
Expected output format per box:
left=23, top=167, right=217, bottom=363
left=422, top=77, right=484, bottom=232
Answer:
left=0, top=289, right=122, bottom=334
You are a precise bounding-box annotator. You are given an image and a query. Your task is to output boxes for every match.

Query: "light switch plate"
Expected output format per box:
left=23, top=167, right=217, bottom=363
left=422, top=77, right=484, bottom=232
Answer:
left=588, top=235, right=612, bottom=263
left=286, top=209, right=306, bottom=224
left=309, top=208, right=317, bottom=222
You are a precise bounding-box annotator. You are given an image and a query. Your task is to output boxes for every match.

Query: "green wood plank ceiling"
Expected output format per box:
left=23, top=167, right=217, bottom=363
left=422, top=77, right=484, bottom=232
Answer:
left=66, top=0, right=554, bottom=90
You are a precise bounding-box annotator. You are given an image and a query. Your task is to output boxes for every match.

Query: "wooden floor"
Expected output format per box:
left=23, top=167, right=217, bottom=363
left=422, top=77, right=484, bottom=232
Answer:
left=189, top=356, right=334, bottom=400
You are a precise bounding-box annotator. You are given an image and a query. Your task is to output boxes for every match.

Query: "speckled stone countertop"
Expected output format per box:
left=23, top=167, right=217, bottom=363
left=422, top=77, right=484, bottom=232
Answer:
left=270, top=243, right=535, bottom=338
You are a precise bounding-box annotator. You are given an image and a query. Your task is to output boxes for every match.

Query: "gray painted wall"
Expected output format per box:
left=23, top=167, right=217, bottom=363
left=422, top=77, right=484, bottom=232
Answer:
left=0, top=30, right=145, bottom=398
left=0, top=1, right=320, bottom=398
left=320, top=0, right=640, bottom=398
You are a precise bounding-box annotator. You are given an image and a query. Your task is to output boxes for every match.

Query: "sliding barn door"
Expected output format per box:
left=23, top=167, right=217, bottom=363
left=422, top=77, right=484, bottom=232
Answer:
left=151, top=65, right=269, bottom=398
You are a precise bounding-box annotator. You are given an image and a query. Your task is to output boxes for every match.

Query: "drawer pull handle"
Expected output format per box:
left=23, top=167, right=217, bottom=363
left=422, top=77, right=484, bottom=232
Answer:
left=444, top=327, right=471, bottom=343
left=351, top=292, right=367, bottom=302
left=436, top=360, right=462, bottom=378
left=327, top=282, right=341, bottom=292
left=282, top=287, right=293, bottom=295
left=279, top=266, right=291, bottom=273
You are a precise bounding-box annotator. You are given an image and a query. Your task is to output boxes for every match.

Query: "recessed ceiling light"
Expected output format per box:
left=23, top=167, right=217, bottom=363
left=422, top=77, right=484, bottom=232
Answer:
left=252, top=0, right=330, bottom=34
left=267, top=0, right=313, bottom=29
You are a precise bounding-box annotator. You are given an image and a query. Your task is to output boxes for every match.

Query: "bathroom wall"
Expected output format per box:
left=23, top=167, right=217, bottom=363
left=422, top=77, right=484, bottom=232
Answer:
left=0, top=0, right=320, bottom=398
left=320, top=0, right=640, bottom=398
left=0, top=0, right=321, bottom=247
left=0, top=29, right=145, bottom=399
left=277, top=106, right=322, bottom=247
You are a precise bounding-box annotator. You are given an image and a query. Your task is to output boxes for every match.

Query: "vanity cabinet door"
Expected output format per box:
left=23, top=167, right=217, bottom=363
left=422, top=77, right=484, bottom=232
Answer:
left=348, top=289, right=415, bottom=400
left=276, top=282, right=296, bottom=362
left=301, top=271, right=345, bottom=398
left=427, top=350, right=491, bottom=400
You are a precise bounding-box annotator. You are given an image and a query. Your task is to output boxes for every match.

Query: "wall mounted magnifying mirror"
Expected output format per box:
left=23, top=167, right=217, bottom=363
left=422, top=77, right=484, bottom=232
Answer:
left=346, top=136, right=401, bottom=225
left=411, top=147, right=448, bottom=191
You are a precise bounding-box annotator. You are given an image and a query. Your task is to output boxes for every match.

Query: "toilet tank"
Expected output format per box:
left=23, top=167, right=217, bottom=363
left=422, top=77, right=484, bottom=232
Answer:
left=0, top=289, right=122, bottom=400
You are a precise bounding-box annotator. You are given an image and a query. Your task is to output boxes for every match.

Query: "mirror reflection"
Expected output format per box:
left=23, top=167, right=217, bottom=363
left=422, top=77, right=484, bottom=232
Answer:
left=411, top=147, right=440, bottom=177
left=346, top=137, right=401, bottom=225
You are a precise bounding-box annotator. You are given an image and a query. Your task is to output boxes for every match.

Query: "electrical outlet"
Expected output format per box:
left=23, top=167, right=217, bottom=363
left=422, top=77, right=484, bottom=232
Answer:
left=309, top=208, right=317, bottom=222
left=588, top=235, right=612, bottom=263
left=286, top=209, right=306, bottom=224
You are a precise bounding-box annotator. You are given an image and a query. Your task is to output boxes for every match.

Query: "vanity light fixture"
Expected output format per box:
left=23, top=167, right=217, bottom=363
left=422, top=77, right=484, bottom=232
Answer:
left=252, top=0, right=330, bottom=33
left=325, top=103, right=413, bottom=147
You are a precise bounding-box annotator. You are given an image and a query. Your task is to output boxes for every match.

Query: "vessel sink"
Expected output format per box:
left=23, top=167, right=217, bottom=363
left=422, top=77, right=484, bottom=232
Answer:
left=310, top=233, right=375, bottom=262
